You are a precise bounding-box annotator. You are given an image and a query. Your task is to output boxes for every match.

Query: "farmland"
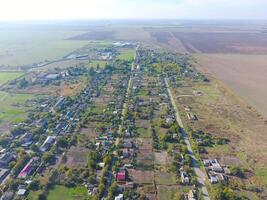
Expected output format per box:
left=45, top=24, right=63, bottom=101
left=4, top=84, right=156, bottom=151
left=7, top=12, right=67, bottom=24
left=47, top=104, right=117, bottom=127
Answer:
left=195, top=54, right=267, bottom=119
left=0, top=71, right=23, bottom=85
left=0, top=25, right=88, bottom=67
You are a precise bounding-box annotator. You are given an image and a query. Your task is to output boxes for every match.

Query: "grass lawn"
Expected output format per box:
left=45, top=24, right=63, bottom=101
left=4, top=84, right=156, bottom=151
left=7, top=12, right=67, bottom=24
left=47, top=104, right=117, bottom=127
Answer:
left=158, top=186, right=182, bottom=200
left=155, top=171, right=177, bottom=185
left=87, top=60, right=109, bottom=68
left=137, top=127, right=151, bottom=138
left=256, top=168, right=267, bottom=186
left=0, top=92, right=36, bottom=124
left=118, top=48, right=135, bottom=60
left=137, top=89, right=148, bottom=96
left=47, top=185, right=88, bottom=200
left=0, top=72, right=23, bottom=85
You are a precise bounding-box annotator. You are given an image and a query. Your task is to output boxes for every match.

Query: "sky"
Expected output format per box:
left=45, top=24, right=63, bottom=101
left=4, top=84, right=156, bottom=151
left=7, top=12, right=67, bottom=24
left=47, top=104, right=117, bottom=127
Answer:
left=0, top=0, right=266, bottom=21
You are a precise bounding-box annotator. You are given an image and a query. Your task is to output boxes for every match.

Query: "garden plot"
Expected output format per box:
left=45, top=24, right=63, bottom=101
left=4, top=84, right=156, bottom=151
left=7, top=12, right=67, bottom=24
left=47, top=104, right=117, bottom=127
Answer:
left=154, top=151, right=173, bottom=166
left=128, top=169, right=154, bottom=184
left=65, top=146, right=88, bottom=168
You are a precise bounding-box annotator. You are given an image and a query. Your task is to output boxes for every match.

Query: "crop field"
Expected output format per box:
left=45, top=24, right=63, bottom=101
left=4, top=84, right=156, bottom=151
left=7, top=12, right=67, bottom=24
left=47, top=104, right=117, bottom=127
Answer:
left=0, top=27, right=88, bottom=67
left=46, top=185, right=88, bottom=200
left=173, top=32, right=267, bottom=54
left=0, top=71, right=23, bottom=85
left=68, top=30, right=115, bottom=40
left=196, top=54, right=267, bottom=119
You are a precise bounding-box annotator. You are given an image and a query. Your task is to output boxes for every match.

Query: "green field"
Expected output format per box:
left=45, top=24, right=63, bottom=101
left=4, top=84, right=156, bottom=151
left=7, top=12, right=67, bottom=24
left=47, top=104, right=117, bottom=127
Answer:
left=47, top=185, right=88, bottom=200
left=256, top=168, right=267, bottom=186
left=0, top=92, right=36, bottom=125
left=0, top=72, right=23, bottom=85
left=88, top=60, right=109, bottom=68
left=0, top=28, right=88, bottom=67
left=118, top=48, right=135, bottom=60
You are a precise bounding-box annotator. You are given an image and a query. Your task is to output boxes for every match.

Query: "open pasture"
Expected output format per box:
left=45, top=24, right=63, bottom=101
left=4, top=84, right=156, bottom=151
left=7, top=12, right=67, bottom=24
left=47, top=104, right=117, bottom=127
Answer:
left=0, top=71, right=23, bottom=85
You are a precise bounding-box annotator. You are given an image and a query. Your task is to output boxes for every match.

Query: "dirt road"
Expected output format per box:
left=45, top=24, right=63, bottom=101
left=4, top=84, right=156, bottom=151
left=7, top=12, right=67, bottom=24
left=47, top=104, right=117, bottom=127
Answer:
left=165, top=78, right=210, bottom=200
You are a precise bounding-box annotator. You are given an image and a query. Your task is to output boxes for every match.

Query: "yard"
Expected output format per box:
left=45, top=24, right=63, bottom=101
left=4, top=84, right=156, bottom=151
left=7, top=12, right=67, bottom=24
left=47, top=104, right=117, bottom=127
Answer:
left=46, top=185, right=88, bottom=200
left=117, top=48, right=135, bottom=60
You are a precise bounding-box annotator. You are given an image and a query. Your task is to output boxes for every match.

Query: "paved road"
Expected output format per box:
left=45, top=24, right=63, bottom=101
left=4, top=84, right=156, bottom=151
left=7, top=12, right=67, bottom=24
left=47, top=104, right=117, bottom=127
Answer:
left=165, top=78, right=210, bottom=200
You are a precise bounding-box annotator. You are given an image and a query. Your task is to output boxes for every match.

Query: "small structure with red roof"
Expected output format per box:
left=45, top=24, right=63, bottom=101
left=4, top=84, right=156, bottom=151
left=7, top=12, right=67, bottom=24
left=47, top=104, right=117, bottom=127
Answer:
left=116, top=170, right=126, bottom=182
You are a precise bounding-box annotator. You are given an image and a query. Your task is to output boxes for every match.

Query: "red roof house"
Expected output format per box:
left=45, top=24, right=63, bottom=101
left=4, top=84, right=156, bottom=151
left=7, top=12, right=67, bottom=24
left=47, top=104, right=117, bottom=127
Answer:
left=116, top=171, right=126, bottom=182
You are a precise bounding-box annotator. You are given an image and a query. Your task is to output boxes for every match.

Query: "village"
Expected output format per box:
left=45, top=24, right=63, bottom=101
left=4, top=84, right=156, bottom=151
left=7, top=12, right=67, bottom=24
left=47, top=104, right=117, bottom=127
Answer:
left=0, top=44, right=255, bottom=200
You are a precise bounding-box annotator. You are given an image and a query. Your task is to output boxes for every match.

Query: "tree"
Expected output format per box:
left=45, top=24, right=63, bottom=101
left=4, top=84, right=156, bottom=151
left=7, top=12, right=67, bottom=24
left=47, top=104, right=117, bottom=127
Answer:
left=173, top=191, right=183, bottom=200
left=18, top=78, right=28, bottom=88
left=98, top=183, right=105, bottom=198
left=29, top=179, right=40, bottom=191
left=42, top=152, right=54, bottom=164
left=108, top=182, right=118, bottom=199
left=56, top=137, right=69, bottom=148
left=11, top=126, right=26, bottom=136
left=230, top=166, right=245, bottom=178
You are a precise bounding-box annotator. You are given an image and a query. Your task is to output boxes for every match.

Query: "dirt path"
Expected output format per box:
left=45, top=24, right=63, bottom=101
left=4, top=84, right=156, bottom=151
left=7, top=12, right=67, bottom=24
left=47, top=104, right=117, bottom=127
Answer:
left=165, top=78, right=210, bottom=200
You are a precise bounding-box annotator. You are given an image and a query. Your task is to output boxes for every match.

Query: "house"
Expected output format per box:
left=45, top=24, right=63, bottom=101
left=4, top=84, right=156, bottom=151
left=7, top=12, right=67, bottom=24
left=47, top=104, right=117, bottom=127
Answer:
left=116, top=170, right=126, bottom=182
left=187, top=190, right=196, bottom=200
left=40, top=136, right=56, bottom=152
left=180, top=171, right=190, bottom=184
left=210, top=174, right=218, bottom=184
left=165, top=117, right=174, bottom=124
left=36, top=119, right=48, bottom=128
left=20, top=132, right=33, bottom=147
left=123, top=140, right=133, bottom=148
left=204, top=158, right=223, bottom=173
left=210, top=159, right=223, bottom=172
left=216, top=173, right=226, bottom=182
left=0, top=152, right=14, bottom=168
left=122, top=149, right=135, bottom=158
left=124, top=164, right=133, bottom=168
left=18, top=158, right=38, bottom=178
left=125, top=129, right=132, bottom=137
left=0, top=191, right=14, bottom=200
left=45, top=73, right=60, bottom=80
left=98, top=162, right=105, bottom=168
left=0, top=168, right=9, bottom=183
left=17, top=186, right=27, bottom=196
left=115, top=194, right=124, bottom=200
left=187, top=112, right=197, bottom=121
left=53, top=96, right=65, bottom=110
